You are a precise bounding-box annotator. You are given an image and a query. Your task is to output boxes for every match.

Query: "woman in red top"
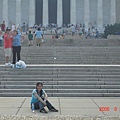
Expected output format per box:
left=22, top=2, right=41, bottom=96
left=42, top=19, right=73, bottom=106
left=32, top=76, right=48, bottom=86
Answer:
left=4, top=28, right=13, bottom=66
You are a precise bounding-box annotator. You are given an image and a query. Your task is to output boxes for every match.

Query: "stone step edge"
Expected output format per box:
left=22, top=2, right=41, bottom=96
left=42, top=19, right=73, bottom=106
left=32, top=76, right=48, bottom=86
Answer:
left=1, top=64, right=120, bottom=67
left=1, top=93, right=120, bottom=97
left=0, top=88, right=120, bottom=90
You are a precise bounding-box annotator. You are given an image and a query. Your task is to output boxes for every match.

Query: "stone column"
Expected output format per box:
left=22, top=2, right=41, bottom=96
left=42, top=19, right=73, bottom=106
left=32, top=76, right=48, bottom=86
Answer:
left=43, top=0, right=48, bottom=26
left=57, top=0, right=63, bottom=27
left=97, top=0, right=104, bottom=33
left=29, top=0, right=35, bottom=27
left=110, top=0, right=116, bottom=25
left=70, top=0, right=76, bottom=25
left=84, top=0, right=90, bottom=31
left=16, top=0, right=21, bottom=27
left=3, top=0, right=8, bottom=27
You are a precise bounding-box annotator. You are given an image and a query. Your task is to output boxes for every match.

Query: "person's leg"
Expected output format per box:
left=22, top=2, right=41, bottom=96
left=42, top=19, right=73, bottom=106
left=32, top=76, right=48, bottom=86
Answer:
left=34, top=102, right=40, bottom=109
left=73, top=32, right=74, bottom=38
left=1, top=40, right=3, bottom=46
left=5, top=56, right=9, bottom=63
left=46, top=100, right=58, bottom=112
left=12, top=46, right=16, bottom=64
left=71, top=32, right=74, bottom=39
left=46, top=100, right=54, bottom=110
left=39, top=101, right=48, bottom=113
left=38, top=38, right=41, bottom=46
left=29, top=41, right=31, bottom=46
left=0, top=40, right=2, bottom=46
left=16, top=46, right=21, bottom=62
left=38, top=101, right=44, bottom=110
left=28, top=41, right=30, bottom=46
left=43, top=98, right=58, bottom=112
left=5, top=49, right=9, bottom=63
left=5, top=48, right=12, bottom=66
left=5, top=48, right=12, bottom=64
left=81, top=35, right=82, bottom=39
left=31, top=40, right=33, bottom=46
left=40, top=38, right=42, bottom=45
left=36, top=38, right=38, bottom=46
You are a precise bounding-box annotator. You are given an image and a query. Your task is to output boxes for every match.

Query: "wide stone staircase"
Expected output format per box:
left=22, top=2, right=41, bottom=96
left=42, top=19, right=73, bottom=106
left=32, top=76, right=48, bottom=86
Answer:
left=0, top=65, right=120, bottom=97
left=0, top=35, right=120, bottom=64
left=0, top=35, right=120, bottom=97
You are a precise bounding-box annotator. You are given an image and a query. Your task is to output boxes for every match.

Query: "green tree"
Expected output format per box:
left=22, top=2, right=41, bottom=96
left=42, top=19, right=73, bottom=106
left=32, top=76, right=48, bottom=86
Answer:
left=104, top=23, right=120, bottom=38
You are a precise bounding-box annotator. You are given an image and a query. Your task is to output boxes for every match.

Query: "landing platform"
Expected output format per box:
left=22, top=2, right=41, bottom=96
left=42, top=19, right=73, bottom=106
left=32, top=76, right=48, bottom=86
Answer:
left=0, top=97, right=120, bottom=118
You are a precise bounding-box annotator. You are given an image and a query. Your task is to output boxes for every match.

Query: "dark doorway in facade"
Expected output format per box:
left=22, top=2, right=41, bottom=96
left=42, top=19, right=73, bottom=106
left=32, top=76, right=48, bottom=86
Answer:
left=62, top=0, right=70, bottom=25
left=35, top=0, right=43, bottom=25
left=48, top=0, right=57, bottom=24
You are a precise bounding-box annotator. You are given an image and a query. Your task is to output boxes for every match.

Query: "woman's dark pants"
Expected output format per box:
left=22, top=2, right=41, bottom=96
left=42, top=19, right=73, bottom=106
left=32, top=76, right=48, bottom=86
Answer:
left=32, top=99, right=54, bottom=110
left=12, top=46, right=21, bottom=64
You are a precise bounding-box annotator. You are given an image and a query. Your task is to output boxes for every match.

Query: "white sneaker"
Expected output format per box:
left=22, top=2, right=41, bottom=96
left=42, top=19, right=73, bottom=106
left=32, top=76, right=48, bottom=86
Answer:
left=8, top=62, right=13, bottom=67
left=5, top=62, right=13, bottom=67
left=5, top=63, right=9, bottom=66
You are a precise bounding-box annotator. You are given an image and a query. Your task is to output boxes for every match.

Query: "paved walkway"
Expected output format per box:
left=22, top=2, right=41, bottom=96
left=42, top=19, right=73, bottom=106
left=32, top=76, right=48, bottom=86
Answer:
left=0, top=97, right=120, bottom=116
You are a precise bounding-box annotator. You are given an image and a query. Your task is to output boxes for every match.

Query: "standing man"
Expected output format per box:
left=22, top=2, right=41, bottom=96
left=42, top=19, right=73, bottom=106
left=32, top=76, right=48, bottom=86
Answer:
left=4, top=28, right=13, bottom=66
left=11, top=24, right=16, bottom=32
left=21, top=23, right=27, bottom=42
left=22, top=23, right=27, bottom=35
left=70, top=24, right=75, bottom=39
left=1, top=21, right=6, bottom=32
left=0, top=30, right=3, bottom=47
left=35, top=28, right=43, bottom=47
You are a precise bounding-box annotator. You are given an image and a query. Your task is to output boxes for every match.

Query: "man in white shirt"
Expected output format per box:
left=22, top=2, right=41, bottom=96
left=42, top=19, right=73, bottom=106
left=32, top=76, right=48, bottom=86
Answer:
left=70, top=24, right=75, bottom=39
left=11, top=24, right=16, bottom=32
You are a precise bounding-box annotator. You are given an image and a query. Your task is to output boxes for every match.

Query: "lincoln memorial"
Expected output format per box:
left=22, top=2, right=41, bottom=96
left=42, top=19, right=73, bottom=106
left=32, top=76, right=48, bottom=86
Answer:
left=0, top=0, right=120, bottom=32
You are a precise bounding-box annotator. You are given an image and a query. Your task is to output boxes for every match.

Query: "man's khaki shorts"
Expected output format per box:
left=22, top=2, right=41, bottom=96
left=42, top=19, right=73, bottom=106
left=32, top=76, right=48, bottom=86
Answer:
left=36, top=38, right=42, bottom=44
left=28, top=40, right=33, bottom=45
left=5, top=48, right=12, bottom=57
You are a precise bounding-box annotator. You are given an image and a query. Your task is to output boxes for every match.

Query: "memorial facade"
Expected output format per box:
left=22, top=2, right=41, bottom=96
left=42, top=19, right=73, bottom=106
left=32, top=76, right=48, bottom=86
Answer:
left=0, top=0, right=120, bottom=32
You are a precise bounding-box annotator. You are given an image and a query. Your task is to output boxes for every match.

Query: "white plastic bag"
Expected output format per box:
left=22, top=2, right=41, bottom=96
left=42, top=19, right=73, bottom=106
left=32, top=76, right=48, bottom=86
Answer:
left=12, top=60, right=26, bottom=69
